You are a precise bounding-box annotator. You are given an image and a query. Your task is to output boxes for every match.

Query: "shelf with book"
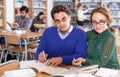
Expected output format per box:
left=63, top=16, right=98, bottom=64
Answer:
left=53, top=0, right=77, bottom=25
left=78, top=0, right=102, bottom=19
left=14, top=0, right=32, bottom=17
left=32, top=0, right=47, bottom=23
left=103, top=0, right=120, bottom=27
left=0, top=0, right=5, bottom=28
left=14, top=0, right=48, bottom=25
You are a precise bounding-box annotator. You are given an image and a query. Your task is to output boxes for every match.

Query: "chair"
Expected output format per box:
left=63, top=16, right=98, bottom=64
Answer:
left=27, top=42, right=39, bottom=59
left=0, top=60, right=19, bottom=76
left=0, top=44, right=7, bottom=63
left=27, top=29, right=44, bottom=59
left=5, top=35, right=27, bottom=61
left=0, top=37, right=7, bottom=63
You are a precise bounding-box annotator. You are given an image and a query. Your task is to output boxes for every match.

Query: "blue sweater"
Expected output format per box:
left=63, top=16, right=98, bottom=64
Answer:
left=36, top=26, right=87, bottom=65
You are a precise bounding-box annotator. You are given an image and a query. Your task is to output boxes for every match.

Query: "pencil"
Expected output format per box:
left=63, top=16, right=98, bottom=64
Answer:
left=42, top=50, right=46, bottom=61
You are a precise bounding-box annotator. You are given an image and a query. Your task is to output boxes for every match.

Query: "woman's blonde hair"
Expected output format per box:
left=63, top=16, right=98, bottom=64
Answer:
left=90, top=7, right=112, bottom=27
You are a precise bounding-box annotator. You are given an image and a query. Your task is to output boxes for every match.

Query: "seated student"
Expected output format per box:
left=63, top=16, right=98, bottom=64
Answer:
left=72, top=7, right=120, bottom=69
left=77, top=3, right=89, bottom=28
left=35, top=5, right=87, bottom=66
left=30, top=11, right=46, bottom=32
left=9, top=6, right=32, bottom=31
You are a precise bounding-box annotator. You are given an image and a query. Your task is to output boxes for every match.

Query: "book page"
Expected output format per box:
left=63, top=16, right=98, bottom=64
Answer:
left=20, top=60, right=65, bottom=75
left=52, top=69, right=77, bottom=77
left=75, top=73, right=96, bottom=77
left=95, top=68, right=118, bottom=77
left=6, top=22, right=19, bottom=28
left=70, top=65, right=98, bottom=73
left=4, top=68, right=36, bottom=77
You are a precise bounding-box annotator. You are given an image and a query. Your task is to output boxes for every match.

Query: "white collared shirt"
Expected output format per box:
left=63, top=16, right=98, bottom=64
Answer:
left=57, top=25, right=73, bottom=39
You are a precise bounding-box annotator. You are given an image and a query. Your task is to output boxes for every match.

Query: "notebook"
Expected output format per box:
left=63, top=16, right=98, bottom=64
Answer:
left=95, top=67, right=118, bottom=77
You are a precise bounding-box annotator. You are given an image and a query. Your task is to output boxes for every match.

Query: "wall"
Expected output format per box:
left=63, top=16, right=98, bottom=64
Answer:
left=47, top=0, right=53, bottom=27
left=5, top=0, right=14, bottom=31
left=5, top=0, right=53, bottom=29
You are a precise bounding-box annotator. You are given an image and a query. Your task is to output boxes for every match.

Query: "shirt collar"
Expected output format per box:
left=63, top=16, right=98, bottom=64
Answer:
left=57, top=25, right=73, bottom=34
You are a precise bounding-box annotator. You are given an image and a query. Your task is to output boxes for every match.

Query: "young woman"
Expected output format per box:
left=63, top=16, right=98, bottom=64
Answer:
left=30, top=11, right=46, bottom=32
left=72, top=7, right=120, bottom=69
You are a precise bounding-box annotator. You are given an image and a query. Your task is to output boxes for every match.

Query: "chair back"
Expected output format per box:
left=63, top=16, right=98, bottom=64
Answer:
left=5, top=35, right=26, bottom=61
left=5, top=35, right=20, bottom=45
left=0, top=60, right=19, bottom=76
left=38, top=28, right=45, bottom=36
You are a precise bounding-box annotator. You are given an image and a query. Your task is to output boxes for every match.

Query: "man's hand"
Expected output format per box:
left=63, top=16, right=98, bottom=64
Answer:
left=38, top=52, right=48, bottom=63
left=46, top=57, right=63, bottom=67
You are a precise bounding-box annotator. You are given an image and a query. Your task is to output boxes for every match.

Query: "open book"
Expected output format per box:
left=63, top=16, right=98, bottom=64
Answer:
left=7, top=22, right=19, bottom=28
left=20, top=60, right=66, bottom=75
left=51, top=69, right=77, bottom=77
left=70, top=65, right=98, bottom=73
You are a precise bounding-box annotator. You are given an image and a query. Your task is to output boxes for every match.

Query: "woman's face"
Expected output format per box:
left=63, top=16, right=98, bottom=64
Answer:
left=91, top=12, right=108, bottom=34
left=39, top=15, right=45, bottom=20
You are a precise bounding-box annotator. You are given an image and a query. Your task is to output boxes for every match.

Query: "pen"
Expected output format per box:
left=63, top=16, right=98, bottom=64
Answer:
left=42, top=50, right=46, bottom=61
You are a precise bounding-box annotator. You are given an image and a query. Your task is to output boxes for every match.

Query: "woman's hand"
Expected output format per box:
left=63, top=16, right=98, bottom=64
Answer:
left=72, top=57, right=86, bottom=66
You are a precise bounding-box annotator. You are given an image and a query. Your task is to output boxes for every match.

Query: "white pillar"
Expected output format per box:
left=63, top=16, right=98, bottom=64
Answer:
left=5, top=0, right=14, bottom=31
left=47, top=0, right=53, bottom=27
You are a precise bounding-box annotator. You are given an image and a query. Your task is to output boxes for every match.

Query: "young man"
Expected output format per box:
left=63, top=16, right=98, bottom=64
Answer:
left=36, top=5, right=87, bottom=66
left=11, top=6, right=32, bottom=31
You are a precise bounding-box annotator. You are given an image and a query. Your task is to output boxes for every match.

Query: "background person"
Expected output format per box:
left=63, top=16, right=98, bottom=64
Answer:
left=77, top=3, right=89, bottom=28
left=30, top=11, right=46, bottom=32
left=10, top=6, right=32, bottom=31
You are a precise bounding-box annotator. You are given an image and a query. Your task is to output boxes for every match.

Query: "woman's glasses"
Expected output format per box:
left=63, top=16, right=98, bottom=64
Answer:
left=92, top=20, right=107, bottom=26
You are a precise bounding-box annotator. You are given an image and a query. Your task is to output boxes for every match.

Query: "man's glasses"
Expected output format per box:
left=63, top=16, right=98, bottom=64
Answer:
left=92, top=20, right=107, bottom=26
left=54, top=17, right=68, bottom=24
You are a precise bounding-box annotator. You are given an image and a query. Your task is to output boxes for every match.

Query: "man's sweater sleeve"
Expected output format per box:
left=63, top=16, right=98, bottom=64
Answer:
left=35, top=29, right=47, bottom=60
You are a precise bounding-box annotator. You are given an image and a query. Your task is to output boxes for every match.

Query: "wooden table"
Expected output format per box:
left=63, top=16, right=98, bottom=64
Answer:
left=0, top=30, right=42, bottom=60
left=1, top=65, right=120, bottom=77
left=0, top=30, right=42, bottom=39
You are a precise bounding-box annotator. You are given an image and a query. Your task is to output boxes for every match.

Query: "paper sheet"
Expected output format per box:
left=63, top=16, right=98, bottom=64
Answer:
left=95, top=68, right=118, bottom=77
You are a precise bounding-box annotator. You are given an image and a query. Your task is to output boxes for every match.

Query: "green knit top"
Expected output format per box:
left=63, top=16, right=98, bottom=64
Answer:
left=85, top=29, right=120, bottom=69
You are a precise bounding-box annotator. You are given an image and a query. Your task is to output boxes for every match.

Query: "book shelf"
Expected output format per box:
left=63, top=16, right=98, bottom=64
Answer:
left=14, top=0, right=32, bottom=17
left=14, top=0, right=48, bottom=24
left=79, top=0, right=102, bottom=19
left=32, top=0, right=47, bottom=23
left=103, top=0, right=120, bottom=27
left=53, top=0, right=77, bottom=25
left=0, top=0, right=6, bottom=29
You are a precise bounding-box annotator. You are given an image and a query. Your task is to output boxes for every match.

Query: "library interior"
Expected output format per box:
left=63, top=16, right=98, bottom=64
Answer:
left=0, top=0, right=120, bottom=77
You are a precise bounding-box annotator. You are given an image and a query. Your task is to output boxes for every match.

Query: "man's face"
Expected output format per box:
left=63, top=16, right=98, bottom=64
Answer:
left=20, top=11, right=27, bottom=18
left=53, top=12, right=71, bottom=34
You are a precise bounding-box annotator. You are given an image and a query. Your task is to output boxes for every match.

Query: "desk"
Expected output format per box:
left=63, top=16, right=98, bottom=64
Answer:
left=1, top=65, right=120, bottom=77
left=0, top=30, right=42, bottom=39
left=0, top=30, right=42, bottom=60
